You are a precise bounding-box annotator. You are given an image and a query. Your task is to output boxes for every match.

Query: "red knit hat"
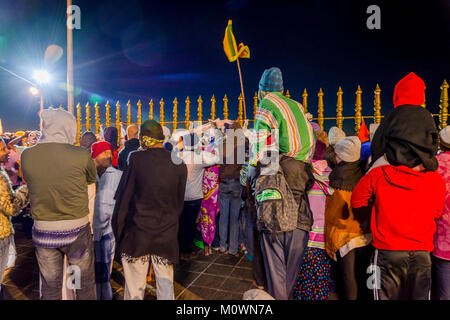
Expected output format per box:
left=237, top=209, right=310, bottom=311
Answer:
left=91, top=141, right=112, bottom=159
left=393, top=72, right=425, bottom=108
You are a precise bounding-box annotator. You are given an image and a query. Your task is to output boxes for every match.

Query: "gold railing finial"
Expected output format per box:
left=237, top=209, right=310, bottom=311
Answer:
left=116, top=101, right=121, bottom=147
left=318, top=88, right=324, bottom=130
left=105, top=101, right=111, bottom=127
left=76, top=103, right=81, bottom=145
left=197, top=96, right=203, bottom=123
left=374, top=84, right=382, bottom=124
left=355, top=85, right=363, bottom=135
left=211, top=95, right=216, bottom=120
left=149, top=99, right=154, bottom=120
left=137, top=100, right=142, bottom=126
left=336, top=87, right=344, bottom=129
left=85, top=102, right=91, bottom=132
left=173, top=97, right=178, bottom=132
left=94, top=102, right=100, bottom=134
left=285, top=90, right=291, bottom=99
left=302, top=89, right=308, bottom=114
left=238, top=93, right=244, bottom=126
left=185, top=96, right=191, bottom=129
left=160, top=98, right=165, bottom=126
left=223, top=94, right=229, bottom=120
left=127, top=100, right=131, bottom=126
left=439, top=79, right=449, bottom=130
left=253, top=92, right=258, bottom=120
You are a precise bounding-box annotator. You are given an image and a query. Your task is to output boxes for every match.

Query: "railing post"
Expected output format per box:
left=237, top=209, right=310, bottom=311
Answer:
left=238, top=94, right=243, bottom=127
left=94, top=102, right=100, bottom=134
left=149, top=99, right=154, bottom=120
left=302, top=89, right=308, bottom=114
left=160, top=98, right=165, bottom=127
left=76, top=103, right=81, bottom=145
left=223, top=94, right=229, bottom=120
left=440, top=79, right=449, bottom=130
left=105, top=101, right=111, bottom=127
left=211, top=95, right=216, bottom=120
left=336, top=87, right=343, bottom=129
left=285, top=90, right=291, bottom=99
left=137, top=100, right=142, bottom=126
left=355, top=85, right=362, bottom=135
left=85, top=102, right=91, bottom=132
left=318, top=88, right=324, bottom=130
left=173, top=97, right=178, bottom=132
left=253, top=92, right=258, bottom=121
left=373, top=84, right=382, bottom=124
left=185, top=96, right=190, bottom=129
left=197, top=96, right=203, bottom=123
left=116, top=101, right=121, bottom=147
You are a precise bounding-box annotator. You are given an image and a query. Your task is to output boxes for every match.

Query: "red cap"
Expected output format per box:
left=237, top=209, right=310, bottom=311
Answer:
left=393, top=72, right=425, bottom=108
left=91, top=141, right=112, bottom=159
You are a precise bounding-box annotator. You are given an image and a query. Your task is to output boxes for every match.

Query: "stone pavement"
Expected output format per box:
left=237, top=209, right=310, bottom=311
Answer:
left=1, top=226, right=256, bottom=300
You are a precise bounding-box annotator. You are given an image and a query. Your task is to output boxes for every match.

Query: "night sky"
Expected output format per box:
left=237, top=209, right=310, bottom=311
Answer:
left=0, top=0, right=449, bottom=133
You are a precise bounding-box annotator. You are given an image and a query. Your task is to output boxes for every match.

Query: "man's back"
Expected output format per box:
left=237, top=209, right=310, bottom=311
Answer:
left=21, top=143, right=97, bottom=221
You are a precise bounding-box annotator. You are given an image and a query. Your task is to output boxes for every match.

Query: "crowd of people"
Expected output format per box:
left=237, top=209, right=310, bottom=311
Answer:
left=0, top=68, right=448, bottom=301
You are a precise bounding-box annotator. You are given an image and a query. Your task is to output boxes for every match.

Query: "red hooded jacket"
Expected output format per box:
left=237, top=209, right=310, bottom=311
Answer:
left=393, top=72, right=425, bottom=108
left=351, top=165, right=446, bottom=251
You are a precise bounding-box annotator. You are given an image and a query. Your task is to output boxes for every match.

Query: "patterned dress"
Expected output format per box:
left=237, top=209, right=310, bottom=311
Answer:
left=198, top=165, right=220, bottom=246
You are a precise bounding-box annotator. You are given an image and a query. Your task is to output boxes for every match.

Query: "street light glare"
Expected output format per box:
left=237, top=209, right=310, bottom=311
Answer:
left=33, top=70, right=51, bottom=84
left=29, top=87, right=39, bottom=96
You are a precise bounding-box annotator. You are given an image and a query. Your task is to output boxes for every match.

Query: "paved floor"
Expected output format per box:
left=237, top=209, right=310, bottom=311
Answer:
left=1, top=226, right=256, bottom=300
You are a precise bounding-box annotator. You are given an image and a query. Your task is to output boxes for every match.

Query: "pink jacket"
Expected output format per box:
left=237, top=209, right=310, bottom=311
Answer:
left=434, top=151, right=450, bottom=260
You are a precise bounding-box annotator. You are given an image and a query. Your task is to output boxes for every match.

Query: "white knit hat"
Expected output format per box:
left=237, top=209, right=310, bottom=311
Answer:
left=328, top=126, right=346, bottom=146
left=440, top=126, right=450, bottom=149
left=335, top=136, right=361, bottom=162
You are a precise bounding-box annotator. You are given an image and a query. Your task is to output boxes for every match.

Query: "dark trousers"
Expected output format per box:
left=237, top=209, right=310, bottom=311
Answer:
left=260, top=229, right=309, bottom=300
left=373, top=249, right=431, bottom=300
left=35, top=224, right=96, bottom=300
left=335, top=245, right=373, bottom=300
left=178, top=199, right=202, bottom=254
left=431, top=255, right=450, bottom=300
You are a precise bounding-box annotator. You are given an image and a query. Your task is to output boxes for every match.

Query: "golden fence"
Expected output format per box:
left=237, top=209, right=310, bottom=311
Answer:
left=73, top=80, right=448, bottom=146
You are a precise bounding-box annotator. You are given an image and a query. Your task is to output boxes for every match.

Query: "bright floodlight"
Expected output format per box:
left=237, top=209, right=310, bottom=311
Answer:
left=33, top=70, right=51, bottom=84
left=29, top=87, right=40, bottom=96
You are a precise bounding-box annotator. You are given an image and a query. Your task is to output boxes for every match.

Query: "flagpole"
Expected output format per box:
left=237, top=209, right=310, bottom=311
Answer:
left=236, top=58, right=246, bottom=120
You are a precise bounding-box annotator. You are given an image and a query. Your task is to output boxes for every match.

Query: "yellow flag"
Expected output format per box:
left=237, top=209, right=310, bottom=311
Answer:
left=223, top=20, right=250, bottom=62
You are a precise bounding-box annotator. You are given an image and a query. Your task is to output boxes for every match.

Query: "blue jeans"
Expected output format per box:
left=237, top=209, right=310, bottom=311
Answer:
left=94, top=232, right=115, bottom=300
left=212, top=212, right=220, bottom=248
left=219, top=179, right=242, bottom=255
left=35, top=224, right=96, bottom=300
left=432, top=255, right=450, bottom=300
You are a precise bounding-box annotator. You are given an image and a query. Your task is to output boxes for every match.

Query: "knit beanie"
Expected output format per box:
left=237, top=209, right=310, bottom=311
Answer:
left=440, top=126, right=450, bottom=149
left=393, top=72, right=425, bottom=108
left=91, top=141, right=112, bottom=159
left=335, top=136, right=361, bottom=163
left=328, top=126, right=346, bottom=146
left=259, top=67, right=284, bottom=92
left=80, top=131, right=97, bottom=150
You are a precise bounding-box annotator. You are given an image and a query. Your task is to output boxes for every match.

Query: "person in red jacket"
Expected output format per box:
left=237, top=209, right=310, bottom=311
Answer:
left=351, top=72, right=446, bottom=300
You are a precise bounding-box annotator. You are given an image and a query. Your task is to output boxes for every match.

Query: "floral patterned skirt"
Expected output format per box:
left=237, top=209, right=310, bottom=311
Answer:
left=294, top=247, right=332, bottom=300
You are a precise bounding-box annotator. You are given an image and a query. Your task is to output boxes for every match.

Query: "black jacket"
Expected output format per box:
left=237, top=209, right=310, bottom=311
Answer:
left=112, top=148, right=187, bottom=265
left=118, top=138, right=140, bottom=171
left=370, top=105, right=439, bottom=171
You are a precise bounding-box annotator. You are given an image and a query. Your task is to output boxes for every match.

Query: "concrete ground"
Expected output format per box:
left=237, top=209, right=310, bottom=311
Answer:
left=1, top=226, right=256, bottom=300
